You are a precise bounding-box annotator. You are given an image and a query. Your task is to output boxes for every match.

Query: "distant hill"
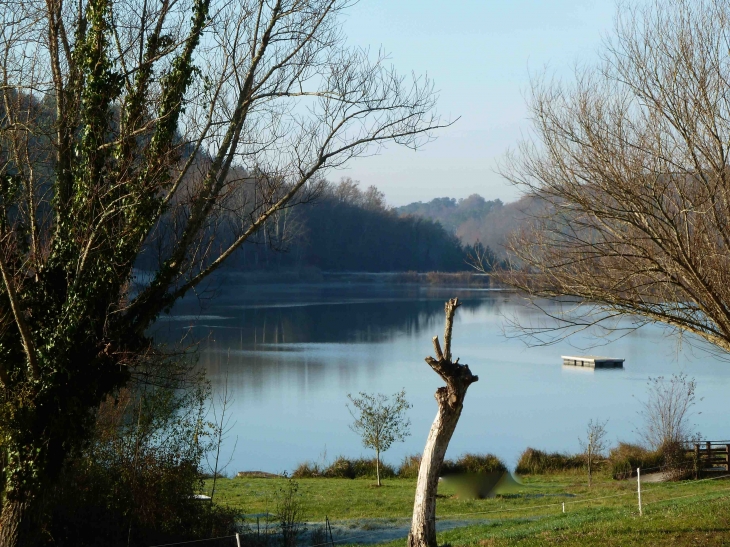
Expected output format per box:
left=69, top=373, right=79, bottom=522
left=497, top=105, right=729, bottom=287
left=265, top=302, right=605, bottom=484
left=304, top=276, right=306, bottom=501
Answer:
left=396, top=195, right=504, bottom=234
left=396, top=194, right=541, bottom=257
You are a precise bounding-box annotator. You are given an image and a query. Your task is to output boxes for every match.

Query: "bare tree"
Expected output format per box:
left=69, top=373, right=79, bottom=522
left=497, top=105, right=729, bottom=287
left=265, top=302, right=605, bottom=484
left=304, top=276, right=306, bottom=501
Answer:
left=579, top=419, right=608, bottom=487
left=207, top=372, right=237, bottom=503
left=275, top=478, right=305, bottom=547
left=408, top=298, right=478, bottom=547
left=491, top=0, right=730, bottom=356
left=638, top=374, right=700, bottom=451
left=347, top=389, right=411, bottom=487
left=0, top=0, right=444, bottom=543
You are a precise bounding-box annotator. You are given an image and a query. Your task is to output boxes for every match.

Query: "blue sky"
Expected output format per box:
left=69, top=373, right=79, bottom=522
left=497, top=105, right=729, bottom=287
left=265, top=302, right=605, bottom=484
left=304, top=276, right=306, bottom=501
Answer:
left=338, top=0, right=618, bottom=205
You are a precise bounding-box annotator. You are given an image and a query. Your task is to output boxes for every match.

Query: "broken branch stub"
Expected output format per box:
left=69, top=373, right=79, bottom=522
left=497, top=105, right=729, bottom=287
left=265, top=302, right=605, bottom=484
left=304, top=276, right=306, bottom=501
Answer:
left=408, top=298, right=479, bottom=547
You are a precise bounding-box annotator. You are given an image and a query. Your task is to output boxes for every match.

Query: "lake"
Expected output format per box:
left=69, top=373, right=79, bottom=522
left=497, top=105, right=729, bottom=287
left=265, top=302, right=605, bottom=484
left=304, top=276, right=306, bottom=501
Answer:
left=154, top=278, right=730, bottom=475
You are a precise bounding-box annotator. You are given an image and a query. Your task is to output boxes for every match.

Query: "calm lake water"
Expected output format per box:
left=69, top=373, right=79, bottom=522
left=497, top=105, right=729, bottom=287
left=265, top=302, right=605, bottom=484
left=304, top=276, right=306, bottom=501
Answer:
left=154, top=280, right=730, bottom=475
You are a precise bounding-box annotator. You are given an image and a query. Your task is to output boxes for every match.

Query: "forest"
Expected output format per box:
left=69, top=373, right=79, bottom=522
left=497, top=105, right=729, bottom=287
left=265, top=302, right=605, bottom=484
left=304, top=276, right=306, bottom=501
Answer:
left=228, top=178, right=500, bottom=273
left=395, top=194, right=541, bottom=259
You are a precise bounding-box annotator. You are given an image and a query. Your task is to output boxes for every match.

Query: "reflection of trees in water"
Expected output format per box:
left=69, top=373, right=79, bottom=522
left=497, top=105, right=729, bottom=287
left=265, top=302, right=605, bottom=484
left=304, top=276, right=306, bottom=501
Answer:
left=200, top=349, right=337, bottom=401
left=166, top=291, right=508, bottom=398
left=186, top=296, right=487, bottom=347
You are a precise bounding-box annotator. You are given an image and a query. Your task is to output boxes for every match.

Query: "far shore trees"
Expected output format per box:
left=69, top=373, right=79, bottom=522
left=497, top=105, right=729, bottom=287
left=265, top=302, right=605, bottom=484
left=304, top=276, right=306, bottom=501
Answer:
left=233, top=178, right=469, bottom=272
left=0, top=0, right=444, bottom=543
left=347, top=390, right=412, bottom=487
left=490, top=0, right=730, bottom=360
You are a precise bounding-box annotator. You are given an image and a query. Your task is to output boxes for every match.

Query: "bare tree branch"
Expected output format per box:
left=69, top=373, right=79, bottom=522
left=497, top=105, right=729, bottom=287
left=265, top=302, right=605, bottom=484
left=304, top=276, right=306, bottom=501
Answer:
left=492, top=0, right=730, bottom=357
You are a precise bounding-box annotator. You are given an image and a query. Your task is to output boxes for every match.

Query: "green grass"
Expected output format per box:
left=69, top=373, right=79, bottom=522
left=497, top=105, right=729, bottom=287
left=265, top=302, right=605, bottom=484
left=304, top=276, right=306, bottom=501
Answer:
left=413, top=491, right=730, bottom=546
left=206, top=470, right=730, bottom=546
left=208, top=476, right=419, bottom=519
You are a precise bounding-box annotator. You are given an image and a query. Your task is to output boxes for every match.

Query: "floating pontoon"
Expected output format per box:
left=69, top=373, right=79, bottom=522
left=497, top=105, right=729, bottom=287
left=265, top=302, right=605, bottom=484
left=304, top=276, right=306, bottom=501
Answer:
left=561, top=355, right=624, bottom=368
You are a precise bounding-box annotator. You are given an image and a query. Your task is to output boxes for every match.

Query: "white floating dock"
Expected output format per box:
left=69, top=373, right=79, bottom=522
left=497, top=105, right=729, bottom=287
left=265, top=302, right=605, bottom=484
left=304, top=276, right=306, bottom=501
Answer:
left=562, top=355, right=624, bottom=368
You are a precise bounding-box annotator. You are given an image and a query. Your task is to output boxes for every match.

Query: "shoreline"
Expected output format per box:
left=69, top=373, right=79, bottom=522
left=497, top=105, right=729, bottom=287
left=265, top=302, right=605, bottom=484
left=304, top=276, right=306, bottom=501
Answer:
left=215, top=268, right=513, bottom=288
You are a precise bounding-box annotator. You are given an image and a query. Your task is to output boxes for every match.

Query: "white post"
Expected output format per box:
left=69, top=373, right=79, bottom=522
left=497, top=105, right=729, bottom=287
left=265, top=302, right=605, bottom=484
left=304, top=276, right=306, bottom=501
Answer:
left=562, top=502, right=565, bottom=513
left=637, top=467, right=642, bottom=516
left=236, top=532, right=241, bottom=547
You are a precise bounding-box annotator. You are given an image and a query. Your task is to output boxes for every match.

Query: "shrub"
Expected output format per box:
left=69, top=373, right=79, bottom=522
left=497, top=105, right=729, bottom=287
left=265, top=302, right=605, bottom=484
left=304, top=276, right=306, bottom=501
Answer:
left=291, top=461, right=323, bottom=478
left=276, top=479, right=306, bottom=547
left=440, top=459, right=459, bottom=475
left=50, top=455, right=238, bottom=547
left=295, top=457, right=398, bottom=479
left=660, top=440, right=695, bottom=480
left=45, top=358, right=239, bottom=546
left=450, top=453, right=507, bottom=475
left=399, top=453, right=507, bottom=477
left=515, top=448, right=585, bottom=475
left=347, top=457, right=396, bottom=479
left=323, top=456, right=355, bottom=479
left=608, top=442, right=664, bottom=479
left=639, top=374, right=699, bottom=450
left=398, top=454, right=422, bottom=478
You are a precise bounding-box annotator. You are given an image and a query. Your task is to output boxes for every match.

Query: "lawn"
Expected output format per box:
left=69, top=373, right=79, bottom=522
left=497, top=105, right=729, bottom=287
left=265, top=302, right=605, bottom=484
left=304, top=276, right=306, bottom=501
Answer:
left=205, top=471, right=730, bottom=545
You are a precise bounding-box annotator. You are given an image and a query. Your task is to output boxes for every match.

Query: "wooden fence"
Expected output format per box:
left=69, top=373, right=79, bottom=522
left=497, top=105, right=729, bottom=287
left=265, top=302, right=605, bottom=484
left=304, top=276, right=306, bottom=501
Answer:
left=685, top=441, right=730, bottom=472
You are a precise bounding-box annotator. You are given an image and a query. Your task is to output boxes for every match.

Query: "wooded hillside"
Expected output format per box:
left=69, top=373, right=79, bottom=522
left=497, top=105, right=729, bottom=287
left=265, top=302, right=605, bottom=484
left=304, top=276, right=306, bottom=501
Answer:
left=396, top=194, right=541, bottom=258
left=229, top=179, right=484, bottom=272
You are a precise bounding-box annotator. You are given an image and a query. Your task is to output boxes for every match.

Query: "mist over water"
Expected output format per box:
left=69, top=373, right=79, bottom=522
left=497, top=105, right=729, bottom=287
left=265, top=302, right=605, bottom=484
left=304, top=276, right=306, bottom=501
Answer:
left=154, top=281, right=730, bottom=475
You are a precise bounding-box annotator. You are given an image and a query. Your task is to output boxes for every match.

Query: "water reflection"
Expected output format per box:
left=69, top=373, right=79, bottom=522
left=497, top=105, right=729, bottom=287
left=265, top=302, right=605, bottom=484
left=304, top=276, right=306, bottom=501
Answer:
left=155, top=283, right=730, bottom=474
left=560, top=365, right=624, bottom=376
left=157, top=286, right=489, bottom=401
left=163, top=287, right=484, bottom=346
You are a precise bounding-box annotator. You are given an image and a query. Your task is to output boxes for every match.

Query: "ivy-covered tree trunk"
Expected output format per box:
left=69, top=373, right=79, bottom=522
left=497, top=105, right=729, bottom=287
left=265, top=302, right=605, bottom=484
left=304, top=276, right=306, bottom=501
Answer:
left=0, top=358, right=128, bottom=547
left=0, top=0, right=441, bottom=541
left=1, top=411, right=81, bottom=546
left=0, top=452, right=50, bottom=547
left=0, top=500, right=33, bottom=547
left=407, top=299, right=478, bottom=547
left=0, top=0, right=209, bottom=540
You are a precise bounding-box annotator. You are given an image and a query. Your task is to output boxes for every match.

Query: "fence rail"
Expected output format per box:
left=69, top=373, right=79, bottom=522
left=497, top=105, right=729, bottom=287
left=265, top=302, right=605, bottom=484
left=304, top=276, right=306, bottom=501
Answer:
left=683, top=440, right=730, bottom=472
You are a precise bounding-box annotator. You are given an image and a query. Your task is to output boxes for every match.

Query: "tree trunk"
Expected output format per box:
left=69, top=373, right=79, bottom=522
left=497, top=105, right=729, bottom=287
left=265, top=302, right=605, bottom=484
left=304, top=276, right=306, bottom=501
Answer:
left=588, top=446, right=592, bottom=487
left=376, top=448, right=381, bottom=487
left=408, top=298, right=478, bottom=547
left=0, top=496, right=41, bottom=547
left=1, top=418, right=68, bottom=547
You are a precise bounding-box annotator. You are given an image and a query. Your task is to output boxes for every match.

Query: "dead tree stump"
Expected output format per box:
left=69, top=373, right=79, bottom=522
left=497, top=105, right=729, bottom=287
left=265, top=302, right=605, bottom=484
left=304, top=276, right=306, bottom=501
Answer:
left=407, top=298, right=478, bottom=547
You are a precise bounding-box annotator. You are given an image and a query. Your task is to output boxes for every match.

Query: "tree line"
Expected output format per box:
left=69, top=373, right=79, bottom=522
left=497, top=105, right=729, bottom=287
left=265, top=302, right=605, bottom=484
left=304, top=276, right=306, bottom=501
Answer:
left=228, top=178, right=499, bottom=273
left=395, top=193, right=545, bottom=262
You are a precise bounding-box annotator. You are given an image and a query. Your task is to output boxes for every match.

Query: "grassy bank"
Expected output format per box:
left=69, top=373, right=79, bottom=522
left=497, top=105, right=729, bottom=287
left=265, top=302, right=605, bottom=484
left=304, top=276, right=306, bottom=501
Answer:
left=206, top=469, right=730, bottom=545
left=415, top=493, right=730, bottom=546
